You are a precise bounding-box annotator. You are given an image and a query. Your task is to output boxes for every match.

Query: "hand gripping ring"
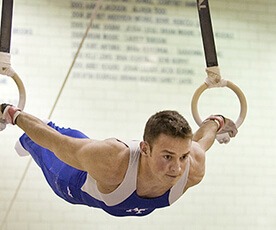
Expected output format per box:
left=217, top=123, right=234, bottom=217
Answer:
left=191, top=81, right=247, bottom=128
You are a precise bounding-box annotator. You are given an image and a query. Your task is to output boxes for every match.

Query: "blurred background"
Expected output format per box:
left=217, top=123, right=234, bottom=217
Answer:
left=0, top=0, right=275, bottom=229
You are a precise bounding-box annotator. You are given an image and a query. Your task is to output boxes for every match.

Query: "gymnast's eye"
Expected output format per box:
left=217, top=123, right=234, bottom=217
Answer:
left=164, top=155, right=172, bottom=160
left=180, top=154, right=188, bottom=161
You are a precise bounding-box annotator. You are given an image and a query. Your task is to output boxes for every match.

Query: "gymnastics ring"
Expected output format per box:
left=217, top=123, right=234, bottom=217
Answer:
left=1, top=71, right=26, bottom=110
left=191, top=81, right=247, bottom=128
left=0, top=71, right=25, bottom=131
left=12, top=72, right=26, bottom=110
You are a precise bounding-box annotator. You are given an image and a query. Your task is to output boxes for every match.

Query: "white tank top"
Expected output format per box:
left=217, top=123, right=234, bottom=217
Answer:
left=81, top=140, right=190, bottom=206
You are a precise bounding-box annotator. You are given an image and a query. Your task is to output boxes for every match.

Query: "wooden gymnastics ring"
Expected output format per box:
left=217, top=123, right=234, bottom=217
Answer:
left=0, top=0, right=25, bottom=110
left=0, top=69, right=26, bottom=110
left=11, top=72, right=26, bottom=110
left=0, top=71, right=25, bottom=131
left=191, top=81, right=247, bottom=128
left=0, top=0, right=25, bottom=109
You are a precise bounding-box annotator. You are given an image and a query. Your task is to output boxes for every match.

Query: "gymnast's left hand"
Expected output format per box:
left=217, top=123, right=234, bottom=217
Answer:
left=216, top=118, right=238, bottom=144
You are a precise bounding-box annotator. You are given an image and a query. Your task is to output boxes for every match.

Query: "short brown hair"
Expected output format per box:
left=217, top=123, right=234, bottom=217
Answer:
left=143, top=110, right=192, bottom=148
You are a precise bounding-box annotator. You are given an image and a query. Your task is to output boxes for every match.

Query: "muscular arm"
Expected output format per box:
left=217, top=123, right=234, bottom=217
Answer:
left=192, top=119, right=219, bottom=151
left=15, top=112, right=129, bottom=185
left=185, top=117, right=237, bottom=191
left=184, top=120, right=219, bottom=191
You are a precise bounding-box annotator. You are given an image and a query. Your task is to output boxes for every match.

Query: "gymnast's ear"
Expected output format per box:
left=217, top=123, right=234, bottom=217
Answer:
left=140, top=141, right=150, bottom=156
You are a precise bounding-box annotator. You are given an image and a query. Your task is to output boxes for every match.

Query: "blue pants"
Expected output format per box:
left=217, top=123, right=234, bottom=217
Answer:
left=18, top=122, right=163, bottom=216
left=19, top=122, right=88, bottom=203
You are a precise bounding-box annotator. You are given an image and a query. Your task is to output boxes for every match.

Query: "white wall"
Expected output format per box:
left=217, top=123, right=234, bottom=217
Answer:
left=0, top=0, right=275, bottom=229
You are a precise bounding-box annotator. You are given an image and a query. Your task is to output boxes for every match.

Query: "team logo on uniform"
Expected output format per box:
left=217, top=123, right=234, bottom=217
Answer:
left=67, top=186, right=74, bottom=198
left=126, top=207, right=148, bottom=215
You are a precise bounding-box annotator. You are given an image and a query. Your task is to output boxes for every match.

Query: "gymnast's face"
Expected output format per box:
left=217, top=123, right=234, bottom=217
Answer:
left=143, top=134, right=191, bottom=186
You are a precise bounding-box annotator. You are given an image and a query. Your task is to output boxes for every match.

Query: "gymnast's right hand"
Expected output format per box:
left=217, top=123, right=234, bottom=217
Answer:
left=0, top=103, right=21, bottom=125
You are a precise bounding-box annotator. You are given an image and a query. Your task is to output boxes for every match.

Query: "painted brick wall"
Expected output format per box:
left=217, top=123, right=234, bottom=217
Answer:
left=0, top=0, right=275, bottom=229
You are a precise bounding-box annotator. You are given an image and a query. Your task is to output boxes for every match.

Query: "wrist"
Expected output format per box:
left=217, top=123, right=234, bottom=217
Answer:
left=12, top=109, right=22, bottom=124
left=202, top=115, right=225, bottom=132
left=2, top=105, right=21, bottom=125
